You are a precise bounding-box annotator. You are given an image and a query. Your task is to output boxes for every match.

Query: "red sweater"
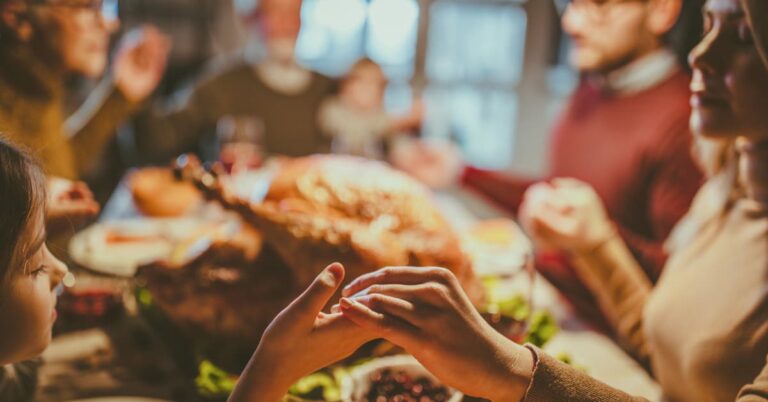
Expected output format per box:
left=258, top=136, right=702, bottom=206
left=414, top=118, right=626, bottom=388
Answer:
left=463, top=70, right=703, bottom=282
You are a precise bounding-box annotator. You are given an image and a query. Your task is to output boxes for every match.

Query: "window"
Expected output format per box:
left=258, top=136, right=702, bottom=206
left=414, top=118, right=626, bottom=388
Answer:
left=297, top=0, right=529, bottom=169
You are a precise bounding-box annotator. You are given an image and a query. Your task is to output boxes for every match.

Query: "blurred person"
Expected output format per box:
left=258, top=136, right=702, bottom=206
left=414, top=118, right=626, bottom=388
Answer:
left=318, top=58, right=423, bottom=160
left=0, top=138, right=72, bottom=401
left=0, top=0, right=170, bottom=180
left=132, top=0, right=337, bottom=164
left=397, top=0, right=705, bottom=332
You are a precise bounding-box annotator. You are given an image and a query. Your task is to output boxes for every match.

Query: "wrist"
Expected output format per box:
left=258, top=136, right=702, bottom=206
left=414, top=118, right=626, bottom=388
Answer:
left=229, top=348, right=297, bottom=402
left=575, top=222, right=618, bottom=254
left=487, top=335, right=535, bottom=402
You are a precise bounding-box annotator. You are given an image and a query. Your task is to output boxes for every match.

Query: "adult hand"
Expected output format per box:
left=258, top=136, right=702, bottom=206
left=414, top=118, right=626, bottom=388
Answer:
left=338, top=266, right=534, bottom=402
left=46, top=178, right=100, bottom=237
left=113, top=26, right=171, bottom=103
left=519, top=178, right=615, bottom=253
left=228, top=263, right=375, bottom=402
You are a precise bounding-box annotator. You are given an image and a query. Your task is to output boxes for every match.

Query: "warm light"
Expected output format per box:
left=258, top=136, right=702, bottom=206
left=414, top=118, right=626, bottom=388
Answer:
left=367, top=0, right=419, bottom=63
left=310, top=0, right=367, bottom=33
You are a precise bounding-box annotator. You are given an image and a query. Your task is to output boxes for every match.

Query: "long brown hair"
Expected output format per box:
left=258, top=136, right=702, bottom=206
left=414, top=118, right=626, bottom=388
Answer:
left=0, top=136, right=46, bottom=299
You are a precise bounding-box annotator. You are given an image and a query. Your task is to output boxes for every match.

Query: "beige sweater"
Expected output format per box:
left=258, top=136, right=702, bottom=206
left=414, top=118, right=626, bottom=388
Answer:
left=524, top=143, right=768, bottom=402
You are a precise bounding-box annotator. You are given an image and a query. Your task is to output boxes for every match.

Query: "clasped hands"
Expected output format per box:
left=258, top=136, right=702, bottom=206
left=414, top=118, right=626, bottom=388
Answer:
left=230, top=263, right=534, bottom=402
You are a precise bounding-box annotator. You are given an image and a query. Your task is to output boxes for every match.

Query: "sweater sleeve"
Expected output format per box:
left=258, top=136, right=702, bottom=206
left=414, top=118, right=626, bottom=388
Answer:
left=571, top=236, right=654, bottom=371
left=522, top=350, right=768, bottom=401
left=132, top=75, right=226, bottom=164
left=460, top=166, right=539, bottom=215
left=65, top=78, right=140, bottom=176
left=523, top=346, right=648, bottom=402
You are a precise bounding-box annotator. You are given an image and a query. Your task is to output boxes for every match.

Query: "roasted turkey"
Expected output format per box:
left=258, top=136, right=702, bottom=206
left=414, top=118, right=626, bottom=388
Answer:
left=138, top=155, right=483, bottom=370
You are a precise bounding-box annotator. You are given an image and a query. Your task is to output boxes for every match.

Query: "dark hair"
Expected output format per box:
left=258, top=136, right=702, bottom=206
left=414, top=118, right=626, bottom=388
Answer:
left=0, top=136, right=46, bottom=298
left=667, top=0, right=706, bottom=69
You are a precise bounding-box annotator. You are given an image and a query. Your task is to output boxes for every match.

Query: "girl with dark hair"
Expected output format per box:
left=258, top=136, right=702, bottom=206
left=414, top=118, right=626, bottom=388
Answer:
left=0, top=137, right=70, bottom=401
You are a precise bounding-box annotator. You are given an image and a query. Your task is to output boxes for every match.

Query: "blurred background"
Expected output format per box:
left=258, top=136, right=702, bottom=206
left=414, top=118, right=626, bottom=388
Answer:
left=112, top=0, right=573, bottom=174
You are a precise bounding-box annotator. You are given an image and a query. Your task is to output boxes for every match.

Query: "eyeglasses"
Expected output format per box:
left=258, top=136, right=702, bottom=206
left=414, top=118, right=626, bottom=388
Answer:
left=32, top=0, right=119, bottom=23
left=553, top=0, right=645, bottom=21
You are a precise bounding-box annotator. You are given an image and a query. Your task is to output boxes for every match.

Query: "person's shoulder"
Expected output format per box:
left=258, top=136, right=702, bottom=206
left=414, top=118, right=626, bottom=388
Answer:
left=194, top=52, right=255, bottom=86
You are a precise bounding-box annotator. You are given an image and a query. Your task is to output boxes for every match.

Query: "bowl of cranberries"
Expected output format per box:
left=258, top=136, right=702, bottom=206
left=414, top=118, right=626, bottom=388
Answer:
left=341, top=355, right=463, bottom=402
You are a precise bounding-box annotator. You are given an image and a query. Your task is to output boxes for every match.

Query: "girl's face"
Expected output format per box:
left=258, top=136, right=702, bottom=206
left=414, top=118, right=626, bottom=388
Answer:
left=0, top=212, right=68, bottom=365
left=689, top=0, right=768, bottom=141
left=38, top=0, right=118, bottom=77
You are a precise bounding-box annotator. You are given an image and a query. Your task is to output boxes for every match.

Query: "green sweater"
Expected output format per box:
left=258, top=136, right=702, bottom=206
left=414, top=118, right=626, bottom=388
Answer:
left=0, top=47, right=137, bottom=180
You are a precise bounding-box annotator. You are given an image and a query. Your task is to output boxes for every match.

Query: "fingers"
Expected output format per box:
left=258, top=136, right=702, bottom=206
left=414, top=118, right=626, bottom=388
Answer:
left=315, top=312, right=376, bottom=344
left=346, top=293, right=423, bottom=326
left=342, top=266, right=456, bottom=298
left=339, top=298, right=420, bottom=349
left=286, top=263, right=345, bottom=325
left=51, top=200, right=101, bottom=219
left=348, top=283, right=452, bottom=308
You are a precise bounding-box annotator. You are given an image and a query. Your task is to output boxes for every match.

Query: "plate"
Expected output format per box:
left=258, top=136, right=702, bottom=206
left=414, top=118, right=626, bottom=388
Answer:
left=69, top=217, right=239, bottom=277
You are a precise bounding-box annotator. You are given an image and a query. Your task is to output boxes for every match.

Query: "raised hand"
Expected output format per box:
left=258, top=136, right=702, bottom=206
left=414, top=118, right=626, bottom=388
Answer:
left=519, top=178, right=616, bottom=253
left=338, top=266, right=534, bottom=402
left=228, top=263, right=375, bottom=402
left=46, top=178, right=100, bottom=237
left=113, top=25, right=171, bottom=103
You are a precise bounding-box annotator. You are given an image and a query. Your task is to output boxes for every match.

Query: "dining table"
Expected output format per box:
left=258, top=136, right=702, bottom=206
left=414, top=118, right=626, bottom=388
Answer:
left=35, top=173, right=663, bottom=402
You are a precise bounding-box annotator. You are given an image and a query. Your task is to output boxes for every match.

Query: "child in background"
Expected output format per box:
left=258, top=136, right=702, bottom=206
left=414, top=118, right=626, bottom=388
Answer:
left=318, top=58, right=423, bottom=160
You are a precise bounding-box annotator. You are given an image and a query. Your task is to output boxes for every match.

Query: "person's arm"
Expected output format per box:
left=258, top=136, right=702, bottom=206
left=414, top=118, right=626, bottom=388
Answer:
left=461, top=166, right=539, bottom=215
left=527, top=350, right=768, bottom=402
left=65, top=78, right=139, bottom=175
left=65, top=26, right=170, bottom=176
left=132, top=61, right=249, bottom=164
left=524, top=347, right=648, bottom=402
left=520, top=180, right=653, bottom=369
left=570, top=235, right=653, bottom=371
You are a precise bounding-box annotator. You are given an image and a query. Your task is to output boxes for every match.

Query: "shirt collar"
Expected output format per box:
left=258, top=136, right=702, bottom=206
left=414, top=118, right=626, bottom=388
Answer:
left=593, top=49, right=680, bottom=96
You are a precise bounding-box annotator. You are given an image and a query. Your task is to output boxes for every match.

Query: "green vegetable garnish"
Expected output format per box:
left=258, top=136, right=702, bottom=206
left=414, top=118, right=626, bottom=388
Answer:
left=288, top=372, right=341, bottom=401
left=196, top=360, right=238, bottom=398
left=524, top=310, right=558, bottom=348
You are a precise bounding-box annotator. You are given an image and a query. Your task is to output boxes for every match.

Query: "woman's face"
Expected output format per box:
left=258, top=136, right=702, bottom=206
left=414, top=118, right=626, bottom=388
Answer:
left=38, top=1, right=118, bottom=78
left=689, top=0, right=768, bottom=140
left=0, top=212, right=68, bottom=365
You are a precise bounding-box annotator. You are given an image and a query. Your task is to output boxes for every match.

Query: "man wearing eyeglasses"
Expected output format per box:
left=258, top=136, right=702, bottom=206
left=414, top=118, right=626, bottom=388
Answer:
left=462, top=0, right=705, bottom=331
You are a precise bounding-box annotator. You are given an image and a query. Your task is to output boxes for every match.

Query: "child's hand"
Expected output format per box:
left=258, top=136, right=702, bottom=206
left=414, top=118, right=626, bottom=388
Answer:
left=228, top=263, right=375, bottom=402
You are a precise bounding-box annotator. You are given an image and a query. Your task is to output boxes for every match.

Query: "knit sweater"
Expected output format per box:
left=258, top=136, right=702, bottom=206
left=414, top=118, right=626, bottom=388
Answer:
left=0, top=46, right=137, bottom=180
left=522, top=144, right=768, bottom=402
